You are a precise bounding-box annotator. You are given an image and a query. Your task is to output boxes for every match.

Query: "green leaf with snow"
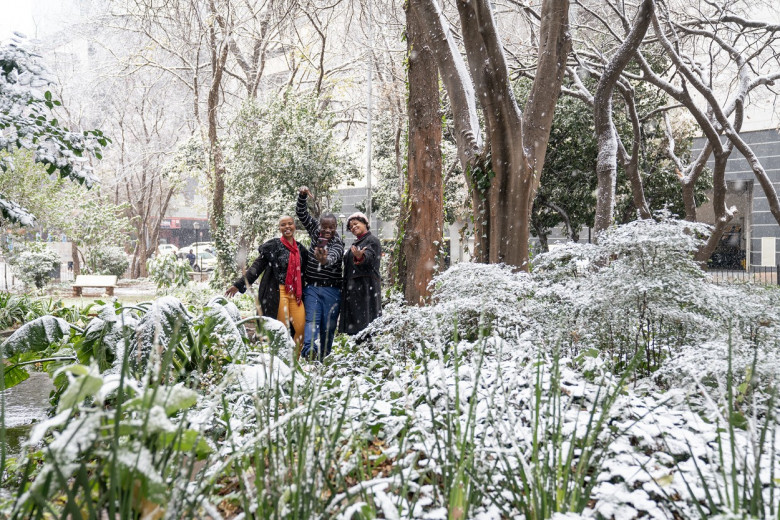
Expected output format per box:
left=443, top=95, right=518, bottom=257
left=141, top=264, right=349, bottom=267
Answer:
left=125, top=384, right=197, bottom=416
left=74, top=307, right=136, bottom=371
left=2, top=362, right=29, bottom=389
left=158, top=385, right=198, bottom=415
left=1, top=315, right=70, bottom=357
left=56, top=363, right=103, bottom=412
left=160, top=429, right=212, bottom=458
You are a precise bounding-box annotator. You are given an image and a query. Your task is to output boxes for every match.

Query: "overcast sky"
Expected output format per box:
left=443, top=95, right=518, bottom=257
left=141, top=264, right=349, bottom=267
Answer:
left=0, top=0, right=67, bottom=41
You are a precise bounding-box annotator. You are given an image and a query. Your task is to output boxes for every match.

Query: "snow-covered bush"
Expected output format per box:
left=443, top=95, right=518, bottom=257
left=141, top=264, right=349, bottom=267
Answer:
left=363, top=262, right=535, bottom=357
left=534, top=218, right=729, bottom=371
left=3, top=363, right=209, bottom=519
left=84, top=245, right=129, bottom=278
left=3, top=288, right=779, bottom=518
left=370, top=218, right=780, bottom=380
left=9, top=248, right=59, bottom=289
left=158, top=280, right=257, bottom=313
left=147, top=253, right=190, bottom=289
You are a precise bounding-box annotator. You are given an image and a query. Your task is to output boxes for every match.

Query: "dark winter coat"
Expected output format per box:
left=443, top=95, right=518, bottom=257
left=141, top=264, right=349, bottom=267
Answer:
left=232, top=238, right=309, bottom=319
left=339, top=232, right=382, bottom=335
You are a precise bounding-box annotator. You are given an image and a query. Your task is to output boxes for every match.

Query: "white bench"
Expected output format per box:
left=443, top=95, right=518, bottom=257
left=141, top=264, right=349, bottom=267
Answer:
left=72, top=275, right=118, bottom=296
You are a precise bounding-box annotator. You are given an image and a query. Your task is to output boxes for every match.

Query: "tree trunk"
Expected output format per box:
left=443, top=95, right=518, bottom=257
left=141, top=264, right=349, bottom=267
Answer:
left=207, top=45, right=229, bottom=232
left=694, top=153, right=732, bottom=264
left=412, top=0, right=570, bottom=269
left=206, top=5, right=232, bottom=285
left=619, top=88, right=652, bottom=221
left=401, top=5, right=443, bottom=305
left=593, top=0, right=654, bottom=236
left=71, top=241, right=80, bottom=277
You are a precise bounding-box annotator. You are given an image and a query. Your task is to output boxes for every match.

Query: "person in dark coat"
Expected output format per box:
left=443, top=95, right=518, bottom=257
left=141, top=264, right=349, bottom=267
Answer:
left=226, top=216, right=309, bottom=350
left=339, top=211, right=382, bottom=335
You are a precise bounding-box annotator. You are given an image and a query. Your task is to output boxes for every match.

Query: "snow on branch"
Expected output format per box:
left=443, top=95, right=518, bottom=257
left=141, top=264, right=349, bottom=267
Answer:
left=0, top=36, right=109, bottom=225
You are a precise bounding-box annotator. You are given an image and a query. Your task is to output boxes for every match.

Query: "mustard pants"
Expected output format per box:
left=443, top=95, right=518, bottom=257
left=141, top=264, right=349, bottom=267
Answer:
left=277, top=285, right=305, bottom=352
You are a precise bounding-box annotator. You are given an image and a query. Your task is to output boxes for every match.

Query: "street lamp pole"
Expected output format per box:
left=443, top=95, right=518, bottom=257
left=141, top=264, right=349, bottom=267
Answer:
left=193, top=221, right=200, bottom=275
left=365, top=0, right=373, bottom=226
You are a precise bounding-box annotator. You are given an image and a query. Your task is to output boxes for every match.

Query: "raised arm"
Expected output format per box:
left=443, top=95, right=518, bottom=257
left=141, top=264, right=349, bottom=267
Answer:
left=350, top=237, right=381, bottom=274
left=296, top=186, right=319, bottom=240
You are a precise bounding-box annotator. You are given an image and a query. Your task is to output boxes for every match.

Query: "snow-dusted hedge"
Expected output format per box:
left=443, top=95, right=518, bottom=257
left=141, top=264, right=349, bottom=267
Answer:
left=9, top=248, right=59, bottom=289
left=84, top=245, right=129, bottom=278
left=147, top=253, right=190, bottom=289
left=367, top=218, right=780, bottom=377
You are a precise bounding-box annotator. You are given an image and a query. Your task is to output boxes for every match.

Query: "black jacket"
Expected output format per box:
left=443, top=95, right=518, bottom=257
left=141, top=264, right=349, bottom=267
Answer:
left=232, top=238, right=309, bottom=318
left=339, top=232, right=382, bottom=335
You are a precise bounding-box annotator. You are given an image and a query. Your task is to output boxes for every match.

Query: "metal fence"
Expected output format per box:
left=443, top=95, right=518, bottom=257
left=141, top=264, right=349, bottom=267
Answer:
left=708, top=265, right=779, bottom=285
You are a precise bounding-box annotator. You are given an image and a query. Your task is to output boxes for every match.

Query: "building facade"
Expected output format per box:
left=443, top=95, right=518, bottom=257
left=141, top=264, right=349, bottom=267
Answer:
left=693, top=128, right=780, bottom=269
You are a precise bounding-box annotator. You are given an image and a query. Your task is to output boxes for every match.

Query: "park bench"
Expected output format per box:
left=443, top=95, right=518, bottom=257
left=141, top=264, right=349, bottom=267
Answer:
left=72, top=275, right=118, bottom=297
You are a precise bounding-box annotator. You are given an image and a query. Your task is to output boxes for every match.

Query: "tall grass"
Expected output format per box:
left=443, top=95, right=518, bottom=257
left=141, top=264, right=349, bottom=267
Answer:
left=676, top=333, right=780, bottom=519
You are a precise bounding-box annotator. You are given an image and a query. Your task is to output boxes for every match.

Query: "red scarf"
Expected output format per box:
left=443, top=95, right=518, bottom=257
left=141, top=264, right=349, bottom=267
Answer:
left=281, top=237, right=302, bottom=304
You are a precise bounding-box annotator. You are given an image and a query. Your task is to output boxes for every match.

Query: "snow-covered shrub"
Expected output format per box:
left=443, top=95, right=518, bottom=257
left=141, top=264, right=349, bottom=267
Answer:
left=3, top=286, right=779, bottom=518
left=0, top=36, right=108, bottom=225
left=9, top=248, right=59, bottom=289
left=84, top=245, right=129, bottom=278
left=147, top=253, right=190, bottom=289
left=534, top=218, right=722, bottom=371
left=362, top=262, right=535, bottom=357
left=158, top=280, right=256, bottom=312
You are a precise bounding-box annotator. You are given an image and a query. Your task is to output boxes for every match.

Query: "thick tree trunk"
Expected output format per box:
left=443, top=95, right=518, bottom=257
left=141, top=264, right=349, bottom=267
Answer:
left=462, top=0, right=570, bottom=269
left=517, top=1, right=572, bottom=267
left=412, top=0, right=569, bottom=270
left=401, top=5, right=443, bottom=305
left=694, top=154, right=732, bottom=264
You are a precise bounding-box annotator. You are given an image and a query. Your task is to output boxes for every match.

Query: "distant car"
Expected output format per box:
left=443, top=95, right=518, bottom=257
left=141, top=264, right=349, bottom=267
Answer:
left=183, top=242, right=216, bottom=255
left=158, top=243, right=179, bottom=256
left=177, top=250, right=217, bottom=271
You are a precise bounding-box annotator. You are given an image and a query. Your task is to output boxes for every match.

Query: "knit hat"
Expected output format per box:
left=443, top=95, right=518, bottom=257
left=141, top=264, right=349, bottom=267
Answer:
left=346, top=211, right=370, bottom=230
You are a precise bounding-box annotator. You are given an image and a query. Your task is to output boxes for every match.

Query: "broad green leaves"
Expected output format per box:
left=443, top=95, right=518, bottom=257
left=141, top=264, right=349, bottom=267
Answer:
left=1, top=315, right=71, bottom=357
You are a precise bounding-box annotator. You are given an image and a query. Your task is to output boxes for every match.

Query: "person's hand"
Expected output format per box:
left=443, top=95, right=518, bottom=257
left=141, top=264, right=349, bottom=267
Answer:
left=314, top=247, right=328, bottom=264
left=225, top=286, right=239, bottom=298
left=299, top=186, right=312, bottom=198
left=351, top=245, right=365, bottom=260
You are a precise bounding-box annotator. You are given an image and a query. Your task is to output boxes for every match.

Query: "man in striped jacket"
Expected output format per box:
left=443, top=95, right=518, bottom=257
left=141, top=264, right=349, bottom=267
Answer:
left=297, top=186, right=345, bottom=360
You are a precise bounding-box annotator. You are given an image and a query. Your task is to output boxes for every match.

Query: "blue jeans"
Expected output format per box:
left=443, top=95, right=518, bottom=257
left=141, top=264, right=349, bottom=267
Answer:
left=300, top=286, right=341, bottom=360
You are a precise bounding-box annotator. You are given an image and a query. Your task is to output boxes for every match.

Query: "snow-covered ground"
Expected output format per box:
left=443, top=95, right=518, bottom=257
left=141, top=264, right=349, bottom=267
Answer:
left=3, top=219, right=779, bottom=518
